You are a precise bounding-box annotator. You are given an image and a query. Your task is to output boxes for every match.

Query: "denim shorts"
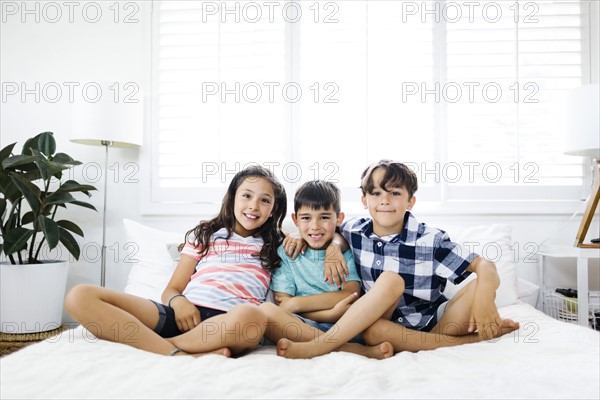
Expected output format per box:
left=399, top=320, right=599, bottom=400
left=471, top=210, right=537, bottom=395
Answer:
left=151, top=300, right=226, bottom=338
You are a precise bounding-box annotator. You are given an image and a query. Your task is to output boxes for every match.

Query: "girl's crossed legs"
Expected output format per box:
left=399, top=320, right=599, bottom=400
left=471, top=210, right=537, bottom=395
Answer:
left=65, top=284, right=265, bottom=356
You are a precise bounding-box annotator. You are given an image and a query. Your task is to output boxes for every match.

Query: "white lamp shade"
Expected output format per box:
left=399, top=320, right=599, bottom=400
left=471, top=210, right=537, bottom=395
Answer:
left=564, top=84, right=600, bottom=158
left=71, top=85, right=143, bottom=148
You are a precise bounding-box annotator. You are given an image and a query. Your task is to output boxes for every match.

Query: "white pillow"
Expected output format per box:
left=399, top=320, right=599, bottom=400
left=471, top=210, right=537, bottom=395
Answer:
left=123, top=219, right=183, bottom=302
left=441, top=223, right=519, bottom=307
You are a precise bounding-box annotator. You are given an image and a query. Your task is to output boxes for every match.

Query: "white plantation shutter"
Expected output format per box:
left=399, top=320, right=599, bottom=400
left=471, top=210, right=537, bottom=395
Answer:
left=444, top=0, right=586, bottom=200
left=294, top=1, right=367, bottom=192
left=148, top=0, right=593, bottom=212
left=152, top=0, right=286, bottom=203
left=366, top=1, right=438, bottom=200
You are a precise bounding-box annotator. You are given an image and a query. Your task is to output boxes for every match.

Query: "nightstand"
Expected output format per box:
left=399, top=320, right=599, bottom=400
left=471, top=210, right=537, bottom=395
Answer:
left=538, top=245, right=600, bottom=327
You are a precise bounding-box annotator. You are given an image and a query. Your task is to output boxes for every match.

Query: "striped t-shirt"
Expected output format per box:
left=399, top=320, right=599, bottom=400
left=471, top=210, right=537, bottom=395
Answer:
left=180, top=228, right=270, bottom=311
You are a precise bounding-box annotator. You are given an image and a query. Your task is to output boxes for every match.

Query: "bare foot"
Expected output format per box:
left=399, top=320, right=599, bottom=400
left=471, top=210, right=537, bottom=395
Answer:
left=370, top=342, right=394, bottom=359
left=276, top=338, right=324, bottom=359
left=496, top=319, right=519, bottom=338
left=173, top=347, right=231, bottom=358
left=475, top=319, right=520, bottom=342
left=339, top=341, right=393, bottom=359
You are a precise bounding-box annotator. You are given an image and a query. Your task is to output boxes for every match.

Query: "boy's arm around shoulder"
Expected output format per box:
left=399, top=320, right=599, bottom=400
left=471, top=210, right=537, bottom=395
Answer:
left=322, top=233, right=350, bottom=287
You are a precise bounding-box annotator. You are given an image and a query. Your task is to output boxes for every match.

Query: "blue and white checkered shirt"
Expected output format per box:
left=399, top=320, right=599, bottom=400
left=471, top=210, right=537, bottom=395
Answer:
left=340, top=212, right=478, bottom=331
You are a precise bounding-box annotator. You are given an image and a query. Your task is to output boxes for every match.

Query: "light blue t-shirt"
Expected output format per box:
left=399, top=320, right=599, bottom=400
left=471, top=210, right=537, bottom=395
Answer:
left=271, top=245, right=361, bottom=296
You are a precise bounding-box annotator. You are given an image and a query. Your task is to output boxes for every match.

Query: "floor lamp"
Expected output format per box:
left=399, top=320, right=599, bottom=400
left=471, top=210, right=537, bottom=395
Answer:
left=70, top=91, right=143, bottom=286
left=564, top=84, right=600, bottom=248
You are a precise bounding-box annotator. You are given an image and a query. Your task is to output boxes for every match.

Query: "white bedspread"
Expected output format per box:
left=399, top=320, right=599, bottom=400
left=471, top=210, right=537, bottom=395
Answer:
left=1, top=303, right=598, bottom=399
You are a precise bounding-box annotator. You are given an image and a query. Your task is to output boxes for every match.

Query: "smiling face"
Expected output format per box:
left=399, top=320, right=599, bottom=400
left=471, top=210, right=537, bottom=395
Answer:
left=361, top=167, right=416, bottom=237
left=233, top=177, right=276, bottom=237
left=292, top=206, right=344, bottom=250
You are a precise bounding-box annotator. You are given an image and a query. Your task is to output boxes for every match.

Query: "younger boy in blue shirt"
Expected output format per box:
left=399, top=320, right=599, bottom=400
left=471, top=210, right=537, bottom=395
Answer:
left=277, top=160, right=520, bottom=359
left=260, top=180, right=394, bottom=359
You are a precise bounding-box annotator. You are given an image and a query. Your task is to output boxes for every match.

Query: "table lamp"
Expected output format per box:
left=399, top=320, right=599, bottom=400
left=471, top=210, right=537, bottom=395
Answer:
left=70, top=85, right=143, bottom=286
left=564, top=83, right=600, bottom=248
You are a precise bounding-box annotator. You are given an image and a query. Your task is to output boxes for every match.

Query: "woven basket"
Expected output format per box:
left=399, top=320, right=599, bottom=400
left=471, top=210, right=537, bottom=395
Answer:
left=0, top=325, right=68, bottom=357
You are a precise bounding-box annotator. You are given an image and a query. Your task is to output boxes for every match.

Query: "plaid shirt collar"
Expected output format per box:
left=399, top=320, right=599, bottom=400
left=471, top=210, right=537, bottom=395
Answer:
left=355, top=211, right=421, bottom=245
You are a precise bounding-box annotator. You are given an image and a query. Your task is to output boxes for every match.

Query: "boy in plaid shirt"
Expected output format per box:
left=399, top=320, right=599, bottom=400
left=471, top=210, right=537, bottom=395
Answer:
left=278, top=160, right=519, bottom=359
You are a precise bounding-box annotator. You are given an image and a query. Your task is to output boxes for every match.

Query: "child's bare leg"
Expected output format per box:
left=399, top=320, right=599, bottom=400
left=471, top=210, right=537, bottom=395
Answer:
left=260, top=302, right=323, bottom=343
left=277, top=272, right=405, bottom=359
left=171, top=348, right=231, bottom=357
left=260, top=302, right=392, bottom=359
left=168, top=304, right=266, bottom=356
left=431, top=280, right=519, bottom=338
left=64, top=284, right=181, bottom=355
left=364, top=318, right=480, bottom=352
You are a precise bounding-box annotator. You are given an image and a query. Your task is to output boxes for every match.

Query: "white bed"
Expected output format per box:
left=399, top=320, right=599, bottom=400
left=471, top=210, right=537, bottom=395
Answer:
left=1, top=221, right=598, bottom=399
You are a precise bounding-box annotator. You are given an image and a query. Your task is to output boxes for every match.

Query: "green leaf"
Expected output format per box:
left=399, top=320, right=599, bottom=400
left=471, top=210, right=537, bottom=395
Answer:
left=28, top=150, right=67, bottom=181
left=56, top=220, right=84, bottom=237
left=48, top=161, right=68, bottom=177
left=58, top=180, right=97, bottom=194
left=9, top=175, right=41, bottom=212
left=38, top=216, right=60, bottom=249
left=22, top=132, right=52, bottom=155
left=53, top=153, right=82, bottom=166
left=59, top=228, right=80, bottom=260
left=22, top=135, right=42, bottom=154
left=0, top=198, right=5, bottom=219
left=46, top=191, right=75, bottom=206
left=5, top=211, right=18, bottom=231
left=0, top=143, right=16, bottom=164
left=2, top=154, right=41, bottom=170
left=68, top=200, right=97, bottom=212
left=21, top=211, right=35, bottom=225
left=3, top=227, right=33, bottom=255
left=38, top=132, right=56, bottom=157
left=34, top=160, right=49, bottom=181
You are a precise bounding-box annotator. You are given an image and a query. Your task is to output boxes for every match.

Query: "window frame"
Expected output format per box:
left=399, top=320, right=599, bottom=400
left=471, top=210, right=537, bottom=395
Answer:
left=141, top=0, right=598, bottom=216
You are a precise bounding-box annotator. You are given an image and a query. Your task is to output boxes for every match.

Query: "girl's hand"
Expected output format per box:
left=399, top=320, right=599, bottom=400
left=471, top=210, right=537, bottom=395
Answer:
left=283, top=234, right=307, bottom=259
left=324, top=243, right=349, bottom=287
left=171, top=296, right=201, bottom=332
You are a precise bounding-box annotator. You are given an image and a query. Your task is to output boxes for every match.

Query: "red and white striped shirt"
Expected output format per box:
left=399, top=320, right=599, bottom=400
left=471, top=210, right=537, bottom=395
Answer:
left=181, top=228, right=270, bottom=311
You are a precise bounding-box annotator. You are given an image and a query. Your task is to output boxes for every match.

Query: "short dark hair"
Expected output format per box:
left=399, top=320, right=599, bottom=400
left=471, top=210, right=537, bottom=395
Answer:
left=294, top=180, right=341, bottom=214
left=360, top=159, right=418, bottom=198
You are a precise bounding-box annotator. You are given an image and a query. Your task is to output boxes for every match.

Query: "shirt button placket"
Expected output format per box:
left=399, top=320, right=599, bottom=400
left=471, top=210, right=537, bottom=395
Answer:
left=375, top=241, right=383, bottom=268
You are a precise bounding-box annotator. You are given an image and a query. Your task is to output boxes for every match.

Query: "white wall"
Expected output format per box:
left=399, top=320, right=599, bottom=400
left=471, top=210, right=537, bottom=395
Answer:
left=1, top=2, right=598, bottom=324
left=0, top=1, right=148, bottom=320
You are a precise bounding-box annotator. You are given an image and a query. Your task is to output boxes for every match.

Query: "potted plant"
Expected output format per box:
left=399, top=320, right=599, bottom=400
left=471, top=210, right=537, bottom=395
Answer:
left=0, top=131, right=97, bottom=333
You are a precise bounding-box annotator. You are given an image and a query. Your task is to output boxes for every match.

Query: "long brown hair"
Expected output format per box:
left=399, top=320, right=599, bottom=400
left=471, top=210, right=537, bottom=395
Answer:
left=184, top=165, right=287, bottom=272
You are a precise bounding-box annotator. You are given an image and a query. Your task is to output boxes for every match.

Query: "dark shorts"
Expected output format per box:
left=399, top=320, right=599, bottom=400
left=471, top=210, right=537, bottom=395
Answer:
left=151, top=300, right=226, bottom=338
left=392, top=300, right=448, bottom=332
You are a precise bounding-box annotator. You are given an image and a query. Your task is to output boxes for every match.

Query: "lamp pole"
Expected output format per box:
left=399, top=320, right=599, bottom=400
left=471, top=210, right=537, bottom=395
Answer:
left=100, top=141, right=112, bottom=287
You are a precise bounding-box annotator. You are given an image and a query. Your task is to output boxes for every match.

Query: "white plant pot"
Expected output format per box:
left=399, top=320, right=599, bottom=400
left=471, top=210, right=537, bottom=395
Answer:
left=0, top=261, right=69, bottom=333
